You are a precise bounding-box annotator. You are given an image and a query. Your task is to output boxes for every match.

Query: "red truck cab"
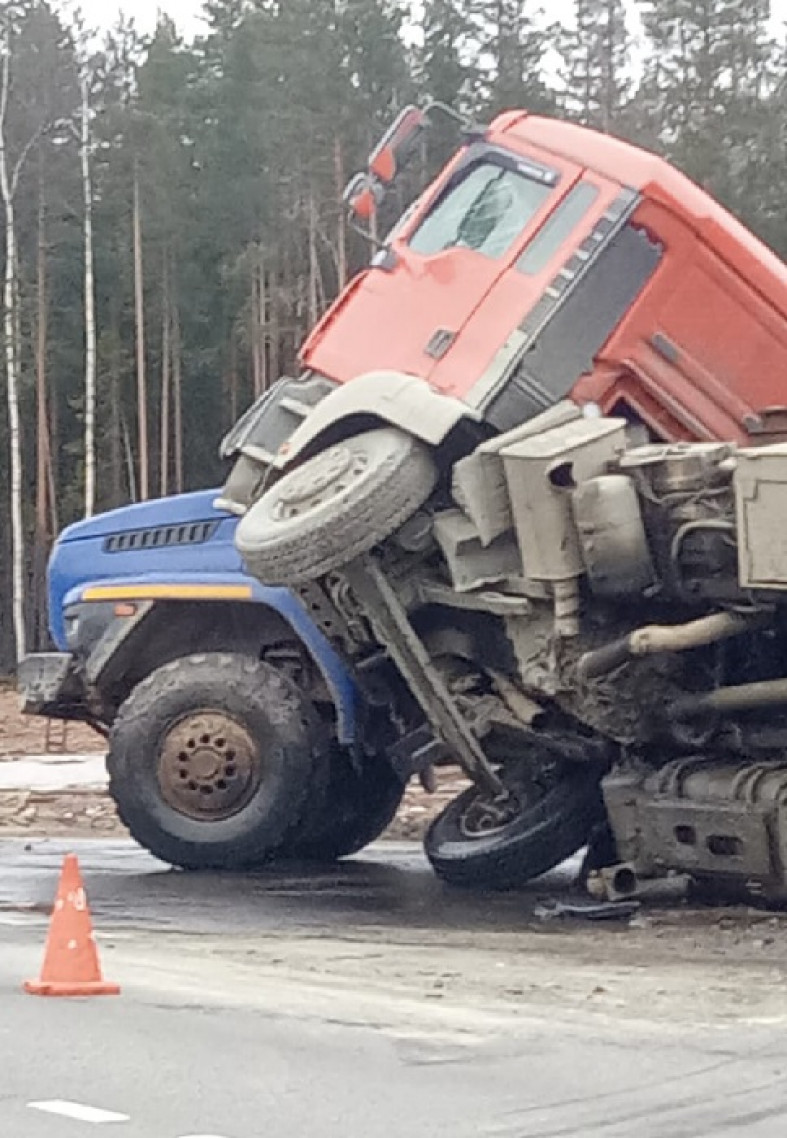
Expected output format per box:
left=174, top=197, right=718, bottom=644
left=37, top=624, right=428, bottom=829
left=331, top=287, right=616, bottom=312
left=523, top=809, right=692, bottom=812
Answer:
left=301, top=110, right=787, bottom=445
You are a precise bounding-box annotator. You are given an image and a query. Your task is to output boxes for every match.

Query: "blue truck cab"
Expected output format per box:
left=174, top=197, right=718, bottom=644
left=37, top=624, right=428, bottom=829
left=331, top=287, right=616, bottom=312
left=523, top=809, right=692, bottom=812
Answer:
left=18, top=491, right=403, bottom=870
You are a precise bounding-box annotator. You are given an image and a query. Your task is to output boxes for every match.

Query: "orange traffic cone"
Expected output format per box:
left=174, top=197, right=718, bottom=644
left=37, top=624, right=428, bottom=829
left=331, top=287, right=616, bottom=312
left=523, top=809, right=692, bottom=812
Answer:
left=24, top=853, right=120, bottom=997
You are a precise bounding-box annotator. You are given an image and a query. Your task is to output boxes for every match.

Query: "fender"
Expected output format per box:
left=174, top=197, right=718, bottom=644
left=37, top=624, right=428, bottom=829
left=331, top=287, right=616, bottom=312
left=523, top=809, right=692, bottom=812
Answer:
left=273, top=370, right=482, bottom=471
left=64, top=573, right=357, bottom=746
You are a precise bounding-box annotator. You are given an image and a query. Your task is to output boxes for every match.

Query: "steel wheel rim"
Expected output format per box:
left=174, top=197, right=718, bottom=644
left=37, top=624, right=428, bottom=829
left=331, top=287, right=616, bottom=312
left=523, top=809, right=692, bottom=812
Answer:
left=273, top=444, right=371, bottom=520
left=457, top=759, right=556, bottom=840
left=158, top=710, right=263, bottom=821
left=459, top=788, right=524, bottom=839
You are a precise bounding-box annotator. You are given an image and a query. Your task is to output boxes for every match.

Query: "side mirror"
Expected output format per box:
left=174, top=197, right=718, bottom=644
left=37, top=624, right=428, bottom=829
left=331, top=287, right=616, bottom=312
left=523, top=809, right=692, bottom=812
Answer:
left=343, top=172, right=384, bottom=221
left=368, top=105, right=428, bottom=184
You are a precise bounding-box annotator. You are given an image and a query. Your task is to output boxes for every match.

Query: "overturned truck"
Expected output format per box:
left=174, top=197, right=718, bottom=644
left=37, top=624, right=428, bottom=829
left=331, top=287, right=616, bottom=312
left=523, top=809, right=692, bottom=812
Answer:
left=225, top=104, right=787, bottom=902
left=237, top=405, right=787, bottom=904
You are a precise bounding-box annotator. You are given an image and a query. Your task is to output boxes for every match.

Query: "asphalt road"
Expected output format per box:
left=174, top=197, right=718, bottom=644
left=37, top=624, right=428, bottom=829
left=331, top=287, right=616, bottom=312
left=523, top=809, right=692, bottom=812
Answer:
left=3, top=913, right=787, bottom=1138
left=2, top=839, right=787, bottom=1137
left=0, top=921, right=539, bottom=1138
left=0, top=837, right=577, bottom=934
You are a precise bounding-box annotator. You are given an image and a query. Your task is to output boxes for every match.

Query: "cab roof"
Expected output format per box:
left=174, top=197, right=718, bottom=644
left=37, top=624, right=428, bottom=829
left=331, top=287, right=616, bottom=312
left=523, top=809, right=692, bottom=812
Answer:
left=491, top=112, right=787, bottom=318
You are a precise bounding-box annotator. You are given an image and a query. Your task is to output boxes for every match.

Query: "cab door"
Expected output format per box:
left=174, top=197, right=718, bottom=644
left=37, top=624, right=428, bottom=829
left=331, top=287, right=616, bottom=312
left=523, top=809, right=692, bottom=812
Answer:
left=300, top=144, right=583, bottom=390
left=430, top=167, right=629, bottom=410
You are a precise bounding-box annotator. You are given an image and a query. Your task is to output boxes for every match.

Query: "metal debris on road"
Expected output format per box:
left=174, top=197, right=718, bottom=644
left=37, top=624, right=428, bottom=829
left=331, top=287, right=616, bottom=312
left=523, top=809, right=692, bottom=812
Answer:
left=534, top=898, right=641, bottom=923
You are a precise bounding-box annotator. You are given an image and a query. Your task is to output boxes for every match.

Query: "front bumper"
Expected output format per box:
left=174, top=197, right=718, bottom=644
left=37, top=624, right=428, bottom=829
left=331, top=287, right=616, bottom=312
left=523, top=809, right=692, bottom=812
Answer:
left=18, top=652, right=84, bottom=717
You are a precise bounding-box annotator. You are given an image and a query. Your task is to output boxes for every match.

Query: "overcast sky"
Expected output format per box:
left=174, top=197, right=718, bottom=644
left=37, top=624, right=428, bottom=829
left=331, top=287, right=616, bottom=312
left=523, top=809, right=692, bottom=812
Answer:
left=77, top=0, right=787, bottom=42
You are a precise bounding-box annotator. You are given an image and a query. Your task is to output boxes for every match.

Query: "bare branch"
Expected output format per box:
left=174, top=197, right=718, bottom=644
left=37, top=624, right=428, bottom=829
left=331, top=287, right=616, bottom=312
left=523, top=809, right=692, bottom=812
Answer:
left=11, top=123, right=46, bottom=196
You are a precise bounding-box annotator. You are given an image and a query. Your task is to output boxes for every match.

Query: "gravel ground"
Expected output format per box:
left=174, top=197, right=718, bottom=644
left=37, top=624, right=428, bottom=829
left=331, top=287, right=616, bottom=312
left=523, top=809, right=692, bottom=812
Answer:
left=0, top=776, right=470, bottom=841
left=0, top=688, right=468, bottom=840
left=0, top=687, right=103, bottom=759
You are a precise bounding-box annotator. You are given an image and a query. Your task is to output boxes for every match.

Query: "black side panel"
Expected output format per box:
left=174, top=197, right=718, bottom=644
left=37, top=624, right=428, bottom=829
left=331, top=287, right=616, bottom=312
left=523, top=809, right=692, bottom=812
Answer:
left=486, top=223, right=663, bottom=432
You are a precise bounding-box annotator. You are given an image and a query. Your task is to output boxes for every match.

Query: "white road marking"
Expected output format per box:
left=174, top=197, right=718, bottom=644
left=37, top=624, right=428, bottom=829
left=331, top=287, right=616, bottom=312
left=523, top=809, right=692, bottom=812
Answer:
left=27, top=1101, right=130, bottom=1123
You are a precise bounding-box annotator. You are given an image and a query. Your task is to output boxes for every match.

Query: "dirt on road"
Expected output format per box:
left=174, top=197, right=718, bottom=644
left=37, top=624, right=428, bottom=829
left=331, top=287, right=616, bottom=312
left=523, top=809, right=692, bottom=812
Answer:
left=116, top=912, right=787, bottom=1036
left=4, top=832, right=787, bottom=1037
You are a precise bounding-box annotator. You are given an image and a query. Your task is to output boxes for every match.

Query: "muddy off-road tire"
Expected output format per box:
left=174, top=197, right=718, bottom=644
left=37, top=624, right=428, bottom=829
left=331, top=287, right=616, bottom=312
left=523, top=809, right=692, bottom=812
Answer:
left=425, top=766, right=606, bottom=891
left=285, top=748, right=405, bottom=861
left=235, top=427, right=438, bottom=585
left=108, top=653, right=324, bottom=870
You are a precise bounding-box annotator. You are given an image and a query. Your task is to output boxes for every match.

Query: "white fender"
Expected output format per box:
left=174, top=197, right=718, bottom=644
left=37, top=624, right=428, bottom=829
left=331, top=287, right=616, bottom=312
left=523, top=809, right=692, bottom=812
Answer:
left=272, top=370, right=481, bottom=469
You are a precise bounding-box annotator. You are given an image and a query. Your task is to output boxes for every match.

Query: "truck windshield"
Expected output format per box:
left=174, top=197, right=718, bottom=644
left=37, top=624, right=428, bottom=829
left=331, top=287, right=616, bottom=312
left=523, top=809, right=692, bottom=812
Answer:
left=408, top=160, right=554, bottom=259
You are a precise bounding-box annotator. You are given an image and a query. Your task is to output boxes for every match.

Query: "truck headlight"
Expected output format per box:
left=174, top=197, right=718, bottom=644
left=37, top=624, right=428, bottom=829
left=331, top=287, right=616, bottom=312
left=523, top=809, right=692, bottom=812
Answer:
left=64, top=601, right=136, bottom=657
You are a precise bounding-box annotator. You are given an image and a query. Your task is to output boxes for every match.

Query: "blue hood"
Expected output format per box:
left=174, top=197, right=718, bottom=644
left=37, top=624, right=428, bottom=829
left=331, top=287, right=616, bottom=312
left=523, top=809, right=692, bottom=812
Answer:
left=58, top=490, right=229, bottom=543
left=48, top=490, right=246, bottom=648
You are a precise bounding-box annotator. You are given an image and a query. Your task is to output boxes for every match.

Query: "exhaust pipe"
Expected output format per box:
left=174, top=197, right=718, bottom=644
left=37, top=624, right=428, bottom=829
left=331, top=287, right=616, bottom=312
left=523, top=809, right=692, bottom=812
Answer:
left=589, top=863, right=691, bottom=904
left=577, top=612, right=764, bottom=683
left=672, top=677, right=787, bottom=720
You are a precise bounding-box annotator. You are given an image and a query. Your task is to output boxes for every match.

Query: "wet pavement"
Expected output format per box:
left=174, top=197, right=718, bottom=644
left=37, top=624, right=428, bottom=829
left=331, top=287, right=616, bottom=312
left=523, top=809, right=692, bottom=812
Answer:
left=6, top=902, right=787, bottom=1138
left=6, top=838, right=787, bottom=1137
left=0, top=837, right=580, bottom=935
left=4, top=838, right=787, bottom=1138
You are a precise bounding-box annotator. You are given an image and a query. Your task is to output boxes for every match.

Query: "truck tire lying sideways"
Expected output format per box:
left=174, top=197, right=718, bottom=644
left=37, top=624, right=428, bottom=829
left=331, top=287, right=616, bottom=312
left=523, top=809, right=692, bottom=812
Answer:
left=235, top=427, right=438, bottom=585
left=285, top=747, right=405, bottom=861
left=424, top=765, right=607, bottom=890
left=108, top=653, right=323, bottom=870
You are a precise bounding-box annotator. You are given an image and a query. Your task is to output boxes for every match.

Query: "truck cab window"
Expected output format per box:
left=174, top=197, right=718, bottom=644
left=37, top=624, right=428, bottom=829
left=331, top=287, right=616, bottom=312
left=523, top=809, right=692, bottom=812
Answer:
left=408, top=162, right=554, bottom=259
left=516, top=181, right=600, bottom=276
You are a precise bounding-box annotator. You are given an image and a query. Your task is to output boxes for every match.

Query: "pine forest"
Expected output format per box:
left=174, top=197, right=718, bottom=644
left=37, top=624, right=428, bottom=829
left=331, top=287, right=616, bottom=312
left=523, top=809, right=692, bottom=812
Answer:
left=0, top=0, right=783, bottom=667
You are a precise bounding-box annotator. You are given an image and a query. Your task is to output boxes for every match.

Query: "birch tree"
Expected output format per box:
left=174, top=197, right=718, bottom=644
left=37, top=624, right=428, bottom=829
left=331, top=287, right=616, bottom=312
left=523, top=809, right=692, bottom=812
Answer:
left=133, top=156, right=149, bottom=501
left=66, top=10, right=98, bottom=517
left=0, top=11, right=33, bottom=662
left=80, top=68, right=97, bottom=517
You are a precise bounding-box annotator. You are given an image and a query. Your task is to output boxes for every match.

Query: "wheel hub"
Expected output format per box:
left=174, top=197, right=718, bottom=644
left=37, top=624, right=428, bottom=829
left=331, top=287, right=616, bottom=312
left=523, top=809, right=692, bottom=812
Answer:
left=275, top=444, right=370, bottom=519
left=459, top=789, right=523, bottom=839
left=158, top=711, right=262, bottom=821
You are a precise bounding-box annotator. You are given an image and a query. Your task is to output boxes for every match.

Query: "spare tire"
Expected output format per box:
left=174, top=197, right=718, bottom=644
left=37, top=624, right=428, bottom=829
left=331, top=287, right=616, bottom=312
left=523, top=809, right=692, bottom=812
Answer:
left=235, top=427, right=438, bottom=585
left=425, top=764, right=606, bottom=890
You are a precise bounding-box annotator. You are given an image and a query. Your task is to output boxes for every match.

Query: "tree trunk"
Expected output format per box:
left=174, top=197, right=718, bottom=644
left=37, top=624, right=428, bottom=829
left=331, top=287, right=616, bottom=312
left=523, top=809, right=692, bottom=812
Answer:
left=269, top=255, right=280, bottom=383
left=81, top=74, right=97, bottom=518
left=252, top=262, right=261, bottom=400
left=308, top=188, right=319, bottom=328
left=172, top=287, right=184, bottom=493
left=121, top=411, right=137, bottom=502
left=334, top=136, right=347, bottom=290
left=283, top=237, right=297, bottom=369
left=228, top=334, right=238, bottom=426
left=133, top=159, right=149, bottom=500
left=34, top=148, right=50, bottom=648
left=110, top=299, right=123, bottom=507
left=49, top=309, right=59, bottom=523
left=160, top=249, right=171, bottom=497
left=258, top=246, right=268, bottom=393
left=252, top=242, right=263, bottom=398
left=0, top=36, right=26, bottom=662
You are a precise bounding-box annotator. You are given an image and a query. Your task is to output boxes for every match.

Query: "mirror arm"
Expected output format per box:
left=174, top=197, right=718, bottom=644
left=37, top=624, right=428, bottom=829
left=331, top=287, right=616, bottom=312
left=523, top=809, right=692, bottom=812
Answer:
left=349, top=216, right=385, bottom=250
left=423, top=100, right=486, bottom=139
